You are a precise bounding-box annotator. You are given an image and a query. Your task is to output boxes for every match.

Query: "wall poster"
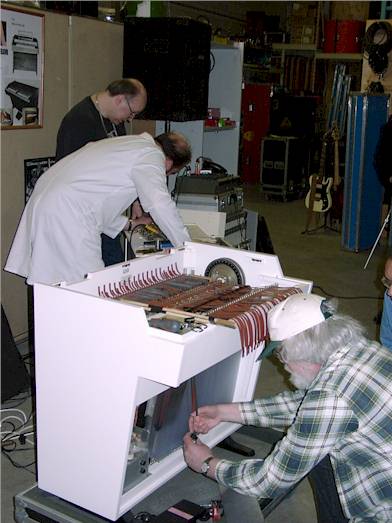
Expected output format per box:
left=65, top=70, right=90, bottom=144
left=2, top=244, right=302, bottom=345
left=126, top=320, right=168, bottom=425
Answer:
left=1, top=5, right=44, bottom=129
left=24, top=157, right=55, bottom=203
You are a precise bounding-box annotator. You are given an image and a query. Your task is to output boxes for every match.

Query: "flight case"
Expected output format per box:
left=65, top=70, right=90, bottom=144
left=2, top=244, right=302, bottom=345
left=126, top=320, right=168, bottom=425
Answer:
left=260, top=136, right=306, bottom=200
left=341, top=94, right=390, bottom=251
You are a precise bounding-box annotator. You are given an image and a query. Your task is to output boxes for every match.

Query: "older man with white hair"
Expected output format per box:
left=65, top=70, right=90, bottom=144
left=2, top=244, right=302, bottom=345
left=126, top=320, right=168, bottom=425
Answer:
left=183, top=294, right=392, bottom=523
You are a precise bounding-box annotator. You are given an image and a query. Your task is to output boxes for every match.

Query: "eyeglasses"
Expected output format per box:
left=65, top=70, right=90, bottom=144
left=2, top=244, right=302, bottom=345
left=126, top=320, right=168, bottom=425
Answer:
left=381, top=275, right=392, bottom=289
left=124, top=97, right=138, bottom=123
left=275, top=346, right=286, bottom=364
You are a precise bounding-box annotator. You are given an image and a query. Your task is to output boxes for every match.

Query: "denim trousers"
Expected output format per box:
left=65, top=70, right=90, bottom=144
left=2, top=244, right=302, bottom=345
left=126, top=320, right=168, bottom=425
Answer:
left=101, top=233, right=124, bottom=266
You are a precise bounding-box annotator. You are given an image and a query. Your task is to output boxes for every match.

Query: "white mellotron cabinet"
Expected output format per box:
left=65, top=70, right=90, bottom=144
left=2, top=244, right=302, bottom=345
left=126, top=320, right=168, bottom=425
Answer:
left=34, top=241, right=311, bottom=520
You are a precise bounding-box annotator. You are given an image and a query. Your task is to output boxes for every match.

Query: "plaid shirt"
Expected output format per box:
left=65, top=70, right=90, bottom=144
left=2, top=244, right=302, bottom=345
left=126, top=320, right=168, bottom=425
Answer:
left=215, top=339, right=392, bottom=522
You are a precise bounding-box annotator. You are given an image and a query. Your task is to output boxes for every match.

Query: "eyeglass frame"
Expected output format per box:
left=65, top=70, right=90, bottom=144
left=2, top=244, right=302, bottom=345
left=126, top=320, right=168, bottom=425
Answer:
left=124, top=97, right=139, bottom=123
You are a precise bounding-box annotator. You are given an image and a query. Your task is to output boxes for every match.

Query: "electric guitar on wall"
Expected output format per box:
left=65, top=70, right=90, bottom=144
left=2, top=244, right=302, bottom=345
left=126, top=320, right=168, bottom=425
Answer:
left=305, top=131, right=333, bottom=214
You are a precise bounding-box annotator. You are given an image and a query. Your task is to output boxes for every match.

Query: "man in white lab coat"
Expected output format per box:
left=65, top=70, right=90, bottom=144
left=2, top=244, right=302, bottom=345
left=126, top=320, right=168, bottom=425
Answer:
left=5, top=132, right=191, bottom=285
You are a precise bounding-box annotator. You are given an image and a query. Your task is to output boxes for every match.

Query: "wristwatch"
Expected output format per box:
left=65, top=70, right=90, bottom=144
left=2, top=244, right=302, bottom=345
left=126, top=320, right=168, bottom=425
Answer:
left=200, top=456, right=214, bottom=476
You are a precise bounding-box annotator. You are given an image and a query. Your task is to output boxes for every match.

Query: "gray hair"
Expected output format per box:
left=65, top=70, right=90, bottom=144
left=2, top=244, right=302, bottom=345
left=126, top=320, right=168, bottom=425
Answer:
left=280, top=299, right=367, bottom=365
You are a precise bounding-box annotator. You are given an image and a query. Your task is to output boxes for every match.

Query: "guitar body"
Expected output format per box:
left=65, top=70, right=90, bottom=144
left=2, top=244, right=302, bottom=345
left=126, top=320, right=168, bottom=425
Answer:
left=305, top=175, right=333, bottom=212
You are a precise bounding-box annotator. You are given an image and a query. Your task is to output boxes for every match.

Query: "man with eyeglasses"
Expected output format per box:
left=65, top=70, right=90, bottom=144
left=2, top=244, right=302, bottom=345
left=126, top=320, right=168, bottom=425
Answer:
left=5, top=132, right=191, bottom=285
left=55, top=78, right=148, bottom=266
left=183, top=293, right=392, bottom=523
left=55, top=79, right=147, bottom=160
left=380, top=255, right=392, bottom=350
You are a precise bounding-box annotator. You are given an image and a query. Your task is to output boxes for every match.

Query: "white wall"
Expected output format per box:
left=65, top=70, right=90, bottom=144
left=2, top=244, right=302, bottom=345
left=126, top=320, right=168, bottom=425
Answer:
left=1, top=8, right=125, bottom=340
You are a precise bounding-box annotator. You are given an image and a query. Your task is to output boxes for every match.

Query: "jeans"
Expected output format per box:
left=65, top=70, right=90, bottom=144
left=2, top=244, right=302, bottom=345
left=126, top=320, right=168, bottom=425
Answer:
left=101, top=233, right=124, bottom=267
left=308, top=455, right=349, bottom=523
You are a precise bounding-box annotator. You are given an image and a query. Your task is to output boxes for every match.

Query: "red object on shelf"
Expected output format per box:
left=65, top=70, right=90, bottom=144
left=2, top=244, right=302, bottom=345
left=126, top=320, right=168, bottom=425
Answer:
left=323, top=19, right=365, bottom=53
left=204, top=118, right=236, bottom=129
left=222, top=118, right=236, bottom=127
left=240, top=84, right=271, bottom=184
left=336, top=20, right=365, bottom=53
left=204, top=118, right=219, bottom=127
left=323, top=20, right=337, bottom=53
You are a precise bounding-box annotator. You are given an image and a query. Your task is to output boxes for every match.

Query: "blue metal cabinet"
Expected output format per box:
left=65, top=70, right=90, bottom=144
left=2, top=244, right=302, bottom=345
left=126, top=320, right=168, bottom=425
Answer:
left=342, top=94, right=390, bottom=251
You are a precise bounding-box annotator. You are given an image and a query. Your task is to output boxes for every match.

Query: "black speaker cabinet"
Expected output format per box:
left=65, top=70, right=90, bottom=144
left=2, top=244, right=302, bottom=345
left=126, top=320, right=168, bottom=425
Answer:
left=123, top=17, right=211, bottom=122
left=270, top=95, right=319, bottom=137
left=1, top=305, right=30, bottom=401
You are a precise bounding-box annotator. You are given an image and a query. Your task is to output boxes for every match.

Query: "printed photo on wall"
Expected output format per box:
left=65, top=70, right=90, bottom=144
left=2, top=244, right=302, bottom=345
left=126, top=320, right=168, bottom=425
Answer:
left=1, top=6, right=44, bottom=129
left=25, top=157, right=55, bottom=203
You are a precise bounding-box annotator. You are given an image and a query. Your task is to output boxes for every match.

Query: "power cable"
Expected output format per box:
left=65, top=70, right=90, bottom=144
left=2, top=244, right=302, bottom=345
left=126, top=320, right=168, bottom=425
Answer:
left=313, top=285, right=383, bottom=301
left=364, top=21, right=392, bottom=77
left=1, top=447, right=36, bottom=474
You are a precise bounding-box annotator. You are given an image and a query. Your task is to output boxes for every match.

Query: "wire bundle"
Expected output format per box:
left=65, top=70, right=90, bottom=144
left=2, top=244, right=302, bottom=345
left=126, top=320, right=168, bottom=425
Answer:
left=364, top=21, right=392, bottom=77
left=1, top=406, right=35, bottom=474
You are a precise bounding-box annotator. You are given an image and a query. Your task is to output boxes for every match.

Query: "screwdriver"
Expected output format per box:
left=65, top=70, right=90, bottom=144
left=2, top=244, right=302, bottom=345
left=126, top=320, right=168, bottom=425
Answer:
left=190, top=376, right=199, bottom=443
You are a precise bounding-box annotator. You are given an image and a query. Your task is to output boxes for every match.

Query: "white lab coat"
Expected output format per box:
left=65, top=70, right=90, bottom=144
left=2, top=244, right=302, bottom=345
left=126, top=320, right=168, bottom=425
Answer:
left=5, top=133, right=190, bottom=285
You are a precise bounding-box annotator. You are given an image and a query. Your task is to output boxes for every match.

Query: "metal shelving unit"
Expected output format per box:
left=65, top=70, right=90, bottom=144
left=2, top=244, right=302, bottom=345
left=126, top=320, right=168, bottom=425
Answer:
left=272, top=44, right=363, bottom=92
left=315, top=53, right=362, bottom=61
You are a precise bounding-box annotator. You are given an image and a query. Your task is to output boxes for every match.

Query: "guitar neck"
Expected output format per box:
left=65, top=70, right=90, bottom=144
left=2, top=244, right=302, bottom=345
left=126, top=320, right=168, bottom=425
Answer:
left=317, top=136, right=328, bottom=181
left=333, top=137, right=339, bottom=188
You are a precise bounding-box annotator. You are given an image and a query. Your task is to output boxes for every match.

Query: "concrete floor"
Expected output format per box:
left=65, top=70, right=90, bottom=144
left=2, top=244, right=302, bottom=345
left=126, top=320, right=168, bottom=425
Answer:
left=1, top=190, right=388, bottom=522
